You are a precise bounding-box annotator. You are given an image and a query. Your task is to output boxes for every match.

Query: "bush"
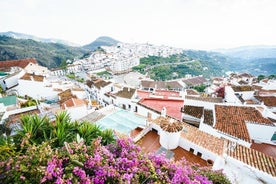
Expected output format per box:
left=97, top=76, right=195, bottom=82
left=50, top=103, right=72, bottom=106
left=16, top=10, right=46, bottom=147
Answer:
left=0, top=138, right=230, bottom=184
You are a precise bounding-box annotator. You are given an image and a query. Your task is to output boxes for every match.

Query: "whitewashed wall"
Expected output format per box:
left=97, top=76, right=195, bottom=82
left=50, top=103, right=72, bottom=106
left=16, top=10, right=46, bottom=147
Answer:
left=178, top=137, right=217, bottom=161
left=15, top=80, right=59, bottom=100
left=246, top=123, right=276, bottom=144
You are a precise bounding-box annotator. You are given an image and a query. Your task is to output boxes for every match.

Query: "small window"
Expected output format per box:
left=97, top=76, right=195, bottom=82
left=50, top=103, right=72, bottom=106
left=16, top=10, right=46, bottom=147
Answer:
left=197, top=152, right=202, bottom=157
left=189, top=148, right=194, bottom=153
left=128, top=104, right=131, bottom=109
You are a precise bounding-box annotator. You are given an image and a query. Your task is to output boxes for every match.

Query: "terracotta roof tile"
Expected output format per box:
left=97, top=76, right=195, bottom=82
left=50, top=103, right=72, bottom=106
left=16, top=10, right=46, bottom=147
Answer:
left=215, top=105, right=273, bottom=142
left=20, top=73, right=44, bottom=82
left=181, top=105, right=204, bottom=119
left=255, top=96, right=276, bottom=107
left=232, top=85, right=254, bottom=92
left=203, top=109, right=214, bottom=126
left=180, top=123, right=224, bottom=155
left=58, top=89, right=76, bottom=104
left=227, top=141, right=276, bottom=177
left=186, top=89, right=200, bottom=95
left=152, top=116, right=183, bottom=132
left=0, top=58, right=37, bottom=71
left=61, top=98, right=86, bottom=109
left=182, top=76, right=207, bottom=86
left=92, top=79, right=112, bottom=89
left=115, top=87, right=136, bottom=99
left=6, top=109, right=40, bottom=127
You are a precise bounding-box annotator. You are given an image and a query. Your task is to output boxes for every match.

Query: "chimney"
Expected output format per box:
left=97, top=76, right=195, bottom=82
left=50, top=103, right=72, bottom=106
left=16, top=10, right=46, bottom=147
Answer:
left=161, top=107, right=167, bottom=117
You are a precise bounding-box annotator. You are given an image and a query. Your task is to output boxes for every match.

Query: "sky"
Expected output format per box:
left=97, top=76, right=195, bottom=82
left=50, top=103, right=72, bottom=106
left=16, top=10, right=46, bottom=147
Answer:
left=0, top=0, right=276, bottom=50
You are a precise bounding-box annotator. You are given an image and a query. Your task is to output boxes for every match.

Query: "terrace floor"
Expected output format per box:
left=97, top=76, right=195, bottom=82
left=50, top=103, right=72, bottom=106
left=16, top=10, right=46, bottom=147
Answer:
left=136, top=130, right=207, bottom=166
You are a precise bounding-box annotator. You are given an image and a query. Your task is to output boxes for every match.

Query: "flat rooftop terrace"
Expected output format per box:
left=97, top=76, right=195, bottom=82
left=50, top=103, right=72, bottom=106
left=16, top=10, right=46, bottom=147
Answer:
left=136, top=130, right=207, bottom=166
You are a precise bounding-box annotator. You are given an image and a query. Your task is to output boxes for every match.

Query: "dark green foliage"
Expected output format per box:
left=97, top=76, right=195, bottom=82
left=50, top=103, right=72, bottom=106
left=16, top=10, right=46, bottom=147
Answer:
left=201, top=169, right=231, bottom=184
left=0, top=36, right=88, bottom=68
left=193, top=84, right=208, bottom=92
left=134, top=51, right=230, bottom=80
left=257, top=75, right=266, bottom=81
left=11, top=111, right=116, bottom=151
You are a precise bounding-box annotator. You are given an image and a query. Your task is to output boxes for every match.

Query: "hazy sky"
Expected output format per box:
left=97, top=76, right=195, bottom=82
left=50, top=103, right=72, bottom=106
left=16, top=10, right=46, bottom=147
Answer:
left=0, top=0, right=276, bottom=50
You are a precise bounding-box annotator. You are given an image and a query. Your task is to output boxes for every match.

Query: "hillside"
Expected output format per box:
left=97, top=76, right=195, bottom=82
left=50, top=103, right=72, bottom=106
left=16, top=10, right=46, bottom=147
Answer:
left=0, top=31, right=79, bottom=46
left=83, top=36, right=119, bottom=51
left=133, top=51, right=238, bottom=80
left=0, top=36, right=88, bottom=68
left=215, top=45, right=276, bottom=59
left=214, top=46, right=276, bottom=75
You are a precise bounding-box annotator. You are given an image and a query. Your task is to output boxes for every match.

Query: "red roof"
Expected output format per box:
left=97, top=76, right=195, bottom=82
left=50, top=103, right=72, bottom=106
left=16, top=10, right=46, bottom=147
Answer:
left=138, top=98, right=184, bottom=120
left=61, top=98, right=86, bottom=109
left=0, top=58, right=37, bottom=70
left=137, top=90, right=150, bottom=99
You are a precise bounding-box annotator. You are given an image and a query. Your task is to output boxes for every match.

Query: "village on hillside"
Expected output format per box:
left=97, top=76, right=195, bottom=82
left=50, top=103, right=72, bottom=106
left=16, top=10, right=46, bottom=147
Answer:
left=0, top=43, right=276, bottom=184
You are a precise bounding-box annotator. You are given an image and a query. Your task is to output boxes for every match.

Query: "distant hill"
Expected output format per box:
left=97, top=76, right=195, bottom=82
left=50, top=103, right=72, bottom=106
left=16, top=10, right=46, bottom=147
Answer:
left=0, top=36, right=88, bottom=68
left=0, top=31, right=79, bottom=47
left=83, top=36, right=119, bottom=51
left=214, top=45, right=276, bottom=75
left=214, top=45, right=276, bottom=60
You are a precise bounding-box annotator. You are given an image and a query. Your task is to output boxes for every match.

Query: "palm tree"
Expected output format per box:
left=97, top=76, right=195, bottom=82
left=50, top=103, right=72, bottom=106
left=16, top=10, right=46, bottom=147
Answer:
left=52, top=111, right=76, bottom=147
left=100, top=129, right=115, bottom=145
left=77, top=122, right=102, bottom=144
left=14, top=114, right=50, bottom=146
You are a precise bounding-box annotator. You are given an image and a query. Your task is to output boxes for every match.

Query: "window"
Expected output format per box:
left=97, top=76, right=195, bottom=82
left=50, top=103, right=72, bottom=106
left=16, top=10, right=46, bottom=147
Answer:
left=189, top=148, right=194, bottom=153
left=197, top=152, right=202, bottom=157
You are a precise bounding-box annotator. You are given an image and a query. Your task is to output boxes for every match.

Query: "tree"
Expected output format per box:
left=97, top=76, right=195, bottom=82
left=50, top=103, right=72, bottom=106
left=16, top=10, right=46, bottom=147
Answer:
left=257, top=75, right=265, bottom=81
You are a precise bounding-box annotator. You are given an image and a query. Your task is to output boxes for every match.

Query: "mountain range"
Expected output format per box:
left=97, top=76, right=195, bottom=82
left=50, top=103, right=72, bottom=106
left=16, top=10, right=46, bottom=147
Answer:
left=214, top=45, right=276, bottom=60
left=0, top=31, right=79, bottom=47
left=0, top=31, right=275, bottom=76
left=0, top=32, right=119, bottom=68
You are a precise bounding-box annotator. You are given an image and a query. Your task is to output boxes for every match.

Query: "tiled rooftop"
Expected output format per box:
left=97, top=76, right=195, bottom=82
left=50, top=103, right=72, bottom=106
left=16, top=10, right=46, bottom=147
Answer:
left=6, top=109, right=40, bottom=127
left=203, top=109, right=214, bottom=126
left=138, top=98, right=184, bottom=120
left=114, top=87, right=136, bottom=99
left=61, top=98, right=86, bottom=109
left=186, top=89, right=200, bottom=96
left=92, top=79, right=112, bottom=89
left=232, top=85, right=254, bottom=92
left=215, top=105, right=273, bottom=142
left=255, top=96, right=276, bottom=107
left=181, top=123, right=224, bottom=155
left=227, top=141, right=276, bottom=177
left=181, top=105, right=204, bottom=119
left=152, top=117, right=183, bottom=132
left=182, top=76, right=207, bottom=86
left=20, top=73, right=44, bottom=82
left=185, top=96, right=223, bottom=103
left=0, top=58, right=37, bottom=71
left=58, top=89, right=77, bottom=104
